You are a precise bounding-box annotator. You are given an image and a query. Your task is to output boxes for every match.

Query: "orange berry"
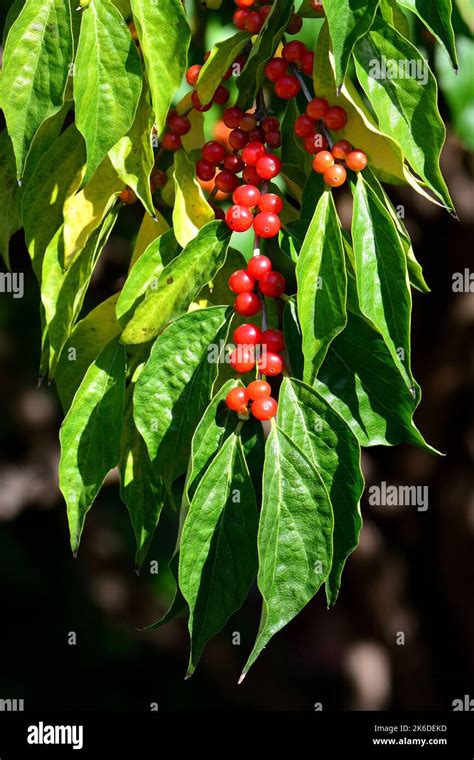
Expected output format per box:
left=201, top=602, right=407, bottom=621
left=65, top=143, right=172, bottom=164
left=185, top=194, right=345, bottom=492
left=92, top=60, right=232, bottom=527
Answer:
left=345, top=150, right=368, bottom=171
left=312, top=150, right=334, bottom=173
left=323, top=164, right=347, bottom=187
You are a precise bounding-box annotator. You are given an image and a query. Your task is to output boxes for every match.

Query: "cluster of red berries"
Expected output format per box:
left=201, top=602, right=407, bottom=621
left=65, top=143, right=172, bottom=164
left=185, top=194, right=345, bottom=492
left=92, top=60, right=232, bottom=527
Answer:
left=226, top=184, right=282, bottom=237
left=229, top=254, right=286, bottom=317
left=226, top=380, right=278, bottom=421
left=264, top=41, right=314, bottom=99
left=233, top=1, right=303, bottom=36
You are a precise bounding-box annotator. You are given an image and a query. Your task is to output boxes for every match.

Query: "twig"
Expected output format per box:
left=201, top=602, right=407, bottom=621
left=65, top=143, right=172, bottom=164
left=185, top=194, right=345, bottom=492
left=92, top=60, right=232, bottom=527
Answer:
left=292, top=67, right=334, bottom=149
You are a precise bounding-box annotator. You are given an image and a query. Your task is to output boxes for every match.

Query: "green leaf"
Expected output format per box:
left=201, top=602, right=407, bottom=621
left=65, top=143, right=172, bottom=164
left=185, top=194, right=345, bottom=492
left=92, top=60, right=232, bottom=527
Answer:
left=241, top=424, right=333, bottom=678
left=379, top=0, right=410, bottom=36
left=117, top=230, right=179, bottom=326
left=353, top=17, right=454, bottom=211
left=314, top=311, right=432, bottom=450
left=121, top=222, right=231, bottom=346
left=59, top=336, right=126, bottom=553
left=0, top=131, right=22, bottom=268
left=322, top=0, right=380, bottom=86
left=108, top=84, right=155, bottom=216
left=21, top=124, right=86, bottom=279
left=173, top=150, right=215, bottom=249
left=1, top=0, right=73, bottom=178
left=436, top=36, right=474, bottom=151
left=237, top=0, right=294, bottom=109
left=133, top=306, right=231, bottom=488
left=300, top=172, right=326, bottom=219
left=180, top=432, right=258, bottom=675
left=120, top=386, right=165, bottom=570
left=397, top=0, right=458, bottom=69
left=278, top=378, right=364, bottom=607
left=130, top=210, right=170, bottom=269
left=143, top=553, right=187, bottom=630
left=130, top=0, right=190, bottom=137
left=74, top=0, right=142, bottom=181
left=197, top=30, right=250, bottom=105
left=55, top=294, right=121, bottom=412
left=351, top=173, right=413, bottom=386
left=296, top=190, right=347, bottom=384
left=199, top=248, right=247, bottom=306
left=283, top=299, right=304, bottom=380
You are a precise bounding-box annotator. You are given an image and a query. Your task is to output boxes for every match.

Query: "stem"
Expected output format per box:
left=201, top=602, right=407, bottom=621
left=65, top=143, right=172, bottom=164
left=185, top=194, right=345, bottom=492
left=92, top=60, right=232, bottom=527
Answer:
left=208, top=186, right=218, bottom=203
left=292, top=67, right=334, bottom=149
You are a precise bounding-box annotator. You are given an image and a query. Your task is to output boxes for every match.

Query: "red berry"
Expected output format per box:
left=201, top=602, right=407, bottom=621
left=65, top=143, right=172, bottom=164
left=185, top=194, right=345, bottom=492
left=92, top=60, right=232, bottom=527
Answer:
left=253, top=211, right=281, bottom=239
left=233, top=184, right=261, bottom=208
left=304, top=132, right=329, bottom=154
left=242, top=165, right=262, bottom=185
left=225, top=205, right=254, bottom=232
left=287, top=12, right=303, bottom=35
left=228, top=268, right=255, bottom=293
left=245, top=10, right=264, bottom=34
left=259, top=270, right=286, bottom=297
left=345, top=149, right=368, bottom=171
left=247, top=380, right=271, bottom=400
left=306, top=97, right=329, bottom=120
left=260, top=4, right=272, bottom=20
left=224, top=153, right=245, bottom=173
left=332, top=140, right=352, bottom=159
left=196, top=159, right=215, bottom=181
left=242, top=141, right=266, bottom=166
left=202, top=140, right=226, bottom=165
left=233, top=8, right=250, bottom=29
left=234, top=292, right=261, bottom=316
left=261, top=329, right=285, bottom=353
left=251, top=397, right=278, bottom=420
left=150, top=169, right=167, bottom=191
left=186, top=64, right=202, bottom=86
left=233, top=323, right=262, bottom=346
left=213, top=84, right=230, bottom=105
left=224, top=106, right=245, bottom=129
left=230, top=346, right=256, bottom=373
left=212, top=205, right=226, bottom=220
left=256, top=153, right=281, bottom=180
left=324, top=105, right=348, bottom=131
left=274, top=74, right=301, bottom=99
left=162, top=132, right=181, bottom=151
left=215, top=170, right=240, bottom=193
left=257, top=351, right=284, bottom=376
left=324, top=164, right=347, bottom=187
left=265, top=130, right=281, bottom=149
left=239, top=113, right=258, bottom=132
left=282, top=40, right=307, bottom=64
left=311, top=0, right=324, bottom=10
left=302, top=51, right=315, bottom=76
left=294, top=114, right=316, bottom=138
left=313, top=150, right=334, bottom=173
left=191, top=91, right=212, bottom=112
left=235, top=0, right=255, bottom=7
left=248, top=127, right=266, bottom=144
left=264, top=57, right=289, bottom=82
left=119, top=187, right=137, bottom=204
left=247, top=255, right=273, bottom=279
left=229, top=128, right=249, bottom=150
left=225, top=387, right=249, bottom=413
left=262, top=116, right=280, bottom=133
left=168, top=114, right=191, bottom=135
left=258, top=193, right=283, bottom=214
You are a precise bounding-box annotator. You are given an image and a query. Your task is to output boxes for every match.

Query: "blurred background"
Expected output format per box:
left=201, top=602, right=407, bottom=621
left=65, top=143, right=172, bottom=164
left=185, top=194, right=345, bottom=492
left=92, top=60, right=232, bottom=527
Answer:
left=0, top=1, right=473, bottom=711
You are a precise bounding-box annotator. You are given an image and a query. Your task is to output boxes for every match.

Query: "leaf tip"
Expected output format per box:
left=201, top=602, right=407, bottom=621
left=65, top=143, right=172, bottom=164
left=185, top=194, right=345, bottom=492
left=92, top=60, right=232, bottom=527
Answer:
left=238, top=672, right=247, bottom=685
left=336, top=84, right=342, bottom=97
left=184, top=670, right=194, bottom=681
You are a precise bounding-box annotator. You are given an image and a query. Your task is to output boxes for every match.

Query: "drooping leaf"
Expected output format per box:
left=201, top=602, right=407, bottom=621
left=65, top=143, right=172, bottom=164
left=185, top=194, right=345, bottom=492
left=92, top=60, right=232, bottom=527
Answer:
left=180, top=432, right=258, bottom=675
left=397, top=0, right=458, bottom=69
left=0, top=131, right=22, bottom=268
left=143, top=552, right=187, bottom=630
left=278, top=378, right=364, bottom=607
left=59, top=336, right=126, bottom=553
left=241, top=424, right=333, bottom=677
left=74, top=0, right=142, bottom=181
left=322, top=0, right=380, bottom=86
left=296, top=190, right=347, bottom=384
left=130, top=0, right=190, bottom=137
left=172, top=150, right=215, bottom=248
left=133, top=306, right=231, bottom=488
left=197, top=30, right=250, bottom=105
left=1, top=0, right=73, bottom=178
left=55, top=294, right=121, bottom=412
left=121, top=221, right=231, bottom=346
left=353, top=16, right=454, bottom=210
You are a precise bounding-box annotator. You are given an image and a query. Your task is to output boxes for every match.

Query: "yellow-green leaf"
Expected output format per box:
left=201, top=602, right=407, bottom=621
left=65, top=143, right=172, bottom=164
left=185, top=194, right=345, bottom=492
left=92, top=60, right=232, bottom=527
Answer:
left=173, top=150, right=214, bottom=248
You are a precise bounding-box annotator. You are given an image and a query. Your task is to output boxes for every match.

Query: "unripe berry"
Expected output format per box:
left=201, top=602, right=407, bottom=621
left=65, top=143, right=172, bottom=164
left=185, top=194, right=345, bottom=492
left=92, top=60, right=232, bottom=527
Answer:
left=302, top=51, right=315, bottom=76
left=345, top=149, right=368, bottom=171
left=259, top=270, right=286, bottom=297
left=256, top=153, right=281, bottom=180
left=258, top=193, right=283, bottom=214
left=264, top=57, right=289, bottom=82
left=324, top=105, right=348, bottom=131
left=287, top=12, right=303, bottom=35
left=225, top=205, right=254, bottom=232
left=224, top=154, right=245, bottom=174
left=247, top=380, right=271, bottom=400
left=186, top=64, right=202, bottom=86
left=251, top=397, right=278, bottom=420
left=313, top=150, right=334, bottom=173
left=202, top=140, right=226, bottom=165
left=265, top=130, right=281, bottom=149
left=162, top=132, right=181, bottom=151
left=224, top=106, right=245, bottom=129
left=233, top=184, right=261, bottom=208
left=233, top=323, right=263, bottom=346
left=253, top=212, right=281, bottom=238
left=257, top=351, right=284, bottom=375
left=228, top=269, right=256, bottom=293
left=306, top=97, right=329, bottom=120
left=242, top=141, right=266, bottom=166
left=168, top=114, right=191, bottom=135
left=304, top=132, right=329, bottom=154
left=234, top=292, right=261, bottom=316
left=282, top=40, right=307, bottom=64
left=230, top=346, right=256, bottom=373
left=247, top=254, right=273, bottom=279
left=332, top=140, right=352, bottom=159
left=215, top=170, right=240, bottom=193
left=261, top=329, right=285, bottom=353
left=294, top=114, right=316, bottom=138
left=229, top=128, right=249, bottom=150
left=225, top=387, right=249, bottom=413
left=274, top=74, right=301, bottom=99
left=324, top=163, right=347, bottom=187
left=196, top=159, right=215, bottom=182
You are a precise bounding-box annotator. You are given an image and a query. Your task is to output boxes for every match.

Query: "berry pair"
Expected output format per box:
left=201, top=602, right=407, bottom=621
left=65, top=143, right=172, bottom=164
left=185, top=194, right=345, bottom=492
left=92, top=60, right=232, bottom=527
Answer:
left=226, top=382, right=278, bottom=421
left=312, top=143, right=368, bottom=187
left=229, top=256, right=286, bottom=316
left=226, top=185, right=282, bottom=237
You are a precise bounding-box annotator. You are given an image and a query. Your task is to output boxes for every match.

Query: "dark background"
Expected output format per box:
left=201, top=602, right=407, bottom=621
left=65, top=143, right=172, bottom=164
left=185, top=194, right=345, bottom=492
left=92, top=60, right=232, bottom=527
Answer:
left=0, top=1, right=473, bottom=711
